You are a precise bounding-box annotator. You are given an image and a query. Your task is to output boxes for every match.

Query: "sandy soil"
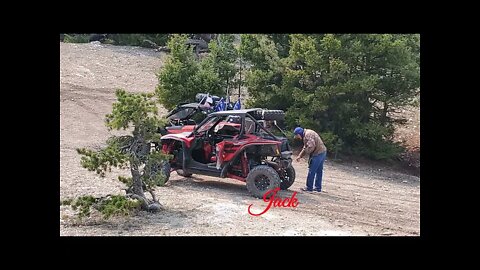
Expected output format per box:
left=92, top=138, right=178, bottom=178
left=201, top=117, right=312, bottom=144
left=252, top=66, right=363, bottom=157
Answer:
left=60, top=41, right=420, bottom=236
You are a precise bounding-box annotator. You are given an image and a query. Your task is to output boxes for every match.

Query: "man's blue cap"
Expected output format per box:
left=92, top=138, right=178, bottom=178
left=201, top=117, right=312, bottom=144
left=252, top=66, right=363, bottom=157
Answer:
left=294, top=127, right=304, bottom=137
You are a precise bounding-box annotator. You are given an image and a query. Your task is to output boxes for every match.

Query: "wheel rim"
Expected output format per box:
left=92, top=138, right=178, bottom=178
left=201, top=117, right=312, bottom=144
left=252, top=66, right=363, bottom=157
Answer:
left=282, top=170, right=292, bottom=183
left=254, top=175, right=271, bottom=191
left=151, top=164, right=159, bottom=174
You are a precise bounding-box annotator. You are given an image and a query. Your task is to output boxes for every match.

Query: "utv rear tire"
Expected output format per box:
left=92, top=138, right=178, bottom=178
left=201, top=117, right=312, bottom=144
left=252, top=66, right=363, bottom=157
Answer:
left=246, top=165, right=281, bottom=198
left=176, top=169, right=192, bottom=177
left=280, top=165, right=296, bottom=190
left=251, top=110, right=285, bottom=121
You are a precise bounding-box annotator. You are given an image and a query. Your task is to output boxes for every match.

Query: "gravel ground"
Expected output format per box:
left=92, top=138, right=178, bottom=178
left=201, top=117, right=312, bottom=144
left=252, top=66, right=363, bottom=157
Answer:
left=60, top=41, right=420, bottom=236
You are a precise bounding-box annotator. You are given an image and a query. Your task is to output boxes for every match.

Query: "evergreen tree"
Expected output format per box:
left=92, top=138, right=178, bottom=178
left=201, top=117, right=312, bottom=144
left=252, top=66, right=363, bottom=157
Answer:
left=203, top=34, right=238, bottom=96
left=156, top=34, right=204, bottom=110
left=156, top=34, right=238, bottom=110
left=63, top=90, right=171, bottom=219
left=239, top=34, right=288, bottom=110
left=241, top=34, right=420, bottom=159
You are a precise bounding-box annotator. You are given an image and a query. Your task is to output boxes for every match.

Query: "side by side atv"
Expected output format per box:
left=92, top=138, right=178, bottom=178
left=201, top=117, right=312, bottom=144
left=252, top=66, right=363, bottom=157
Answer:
left=157, top=108, right=295, bottom=198
left=159, top=93, right=285, bottom=137
left=158, top=93, right=225, bottom=135
left=159, top=102, right=207, bottom=135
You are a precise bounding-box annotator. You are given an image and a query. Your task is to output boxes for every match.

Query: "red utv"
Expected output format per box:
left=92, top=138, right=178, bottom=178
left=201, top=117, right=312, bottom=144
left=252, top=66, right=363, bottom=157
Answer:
left=158, top=108, right=295, bottom=198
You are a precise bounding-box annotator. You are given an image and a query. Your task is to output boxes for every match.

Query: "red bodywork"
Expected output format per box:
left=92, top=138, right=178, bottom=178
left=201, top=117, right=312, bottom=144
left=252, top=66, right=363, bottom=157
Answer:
left=217, top=135, right=280, bottom=181
left=159, top=108, right=294, bottom=198
left=161, top=131, right=281, bottom=182
left=161, top=132, right=195, bottom=148
left=165, top=125, right=195, bottom=134
left=165, top=122, right=240, bottom=134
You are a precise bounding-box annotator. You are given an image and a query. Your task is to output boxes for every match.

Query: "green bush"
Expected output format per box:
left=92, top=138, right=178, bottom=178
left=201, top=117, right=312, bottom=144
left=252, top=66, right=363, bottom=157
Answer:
left=108, top=34, right=145, bottom=46
left=63, top=195, right=141, bottom=219
left=351, top=140, right=403, bottom=160
left=63, top=34, right=90, bottom=43
left=96, top=195, right=142, bottom=219
left=63, top=34, right=170, bottom=47
left=318, top=131, right=341, bottom=153
left=108, top=34, right=169, bottom=47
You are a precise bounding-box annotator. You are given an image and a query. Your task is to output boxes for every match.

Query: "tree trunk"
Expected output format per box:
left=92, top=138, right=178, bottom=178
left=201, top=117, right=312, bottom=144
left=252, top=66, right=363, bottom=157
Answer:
left=126, top=131, right=163, bottom=212
left=381, top=103, right=389, bottom=125
left=128, top=158, right=162, bottom=212
left=130, top=160, right=143, bottom=197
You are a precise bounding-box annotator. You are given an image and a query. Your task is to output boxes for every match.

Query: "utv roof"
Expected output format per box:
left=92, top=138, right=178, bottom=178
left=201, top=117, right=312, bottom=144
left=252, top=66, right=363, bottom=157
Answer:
left=209, top=108, right=261, bottom=115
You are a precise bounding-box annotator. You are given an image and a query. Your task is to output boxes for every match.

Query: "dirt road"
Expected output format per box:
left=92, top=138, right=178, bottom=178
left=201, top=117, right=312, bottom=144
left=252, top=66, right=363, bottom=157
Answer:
left=60, top=42, right=420, bottom=236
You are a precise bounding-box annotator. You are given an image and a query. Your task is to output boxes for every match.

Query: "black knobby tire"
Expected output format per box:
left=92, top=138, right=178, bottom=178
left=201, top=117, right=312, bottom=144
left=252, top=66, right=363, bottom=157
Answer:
left=246, top=165, right=281, bottom=198
left=251, top=110, right=285, bottom=121
left=176, top=169, right=193, bottom=177
left=279, top=165, right=296, bottom=190
left=152, top=160, right=171, bottom=186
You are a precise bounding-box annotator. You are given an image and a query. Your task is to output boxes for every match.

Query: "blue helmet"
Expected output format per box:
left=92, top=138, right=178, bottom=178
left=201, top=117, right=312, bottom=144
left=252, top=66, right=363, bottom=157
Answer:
left=293, top=127, right=304, bottom=138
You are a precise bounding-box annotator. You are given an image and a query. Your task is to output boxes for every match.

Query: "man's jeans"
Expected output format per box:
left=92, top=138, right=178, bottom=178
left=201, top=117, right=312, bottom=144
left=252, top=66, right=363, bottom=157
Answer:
left=306, top=151, right=327, bottom=191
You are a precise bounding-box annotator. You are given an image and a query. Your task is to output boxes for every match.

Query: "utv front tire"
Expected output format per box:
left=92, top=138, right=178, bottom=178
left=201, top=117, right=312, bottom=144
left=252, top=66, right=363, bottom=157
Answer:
left=152, top=160, right=171, bottom=186
left=246, top=165, right=281, bottom=198
left=176, top=169, right=192, bottom=177
left=280, top=165, right=296, bottom=190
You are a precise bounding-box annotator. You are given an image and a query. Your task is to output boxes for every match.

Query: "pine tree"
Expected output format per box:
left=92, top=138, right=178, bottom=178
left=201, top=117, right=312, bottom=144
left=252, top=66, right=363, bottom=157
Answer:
left=241, top=34, right=420, bottom=159
left=156, top=34, right=202, bottom=110
left=239, top=34, right=288, bottom=110
left=203, top=34, right=238, bottom=96
left=156, top=34, right=239, bottom=110
left=64, top=90, right=171, bottom=219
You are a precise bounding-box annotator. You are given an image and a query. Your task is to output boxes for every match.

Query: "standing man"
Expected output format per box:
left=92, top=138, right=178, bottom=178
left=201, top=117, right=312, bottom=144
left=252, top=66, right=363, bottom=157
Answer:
left=294, top=127, right=327, bottom=192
